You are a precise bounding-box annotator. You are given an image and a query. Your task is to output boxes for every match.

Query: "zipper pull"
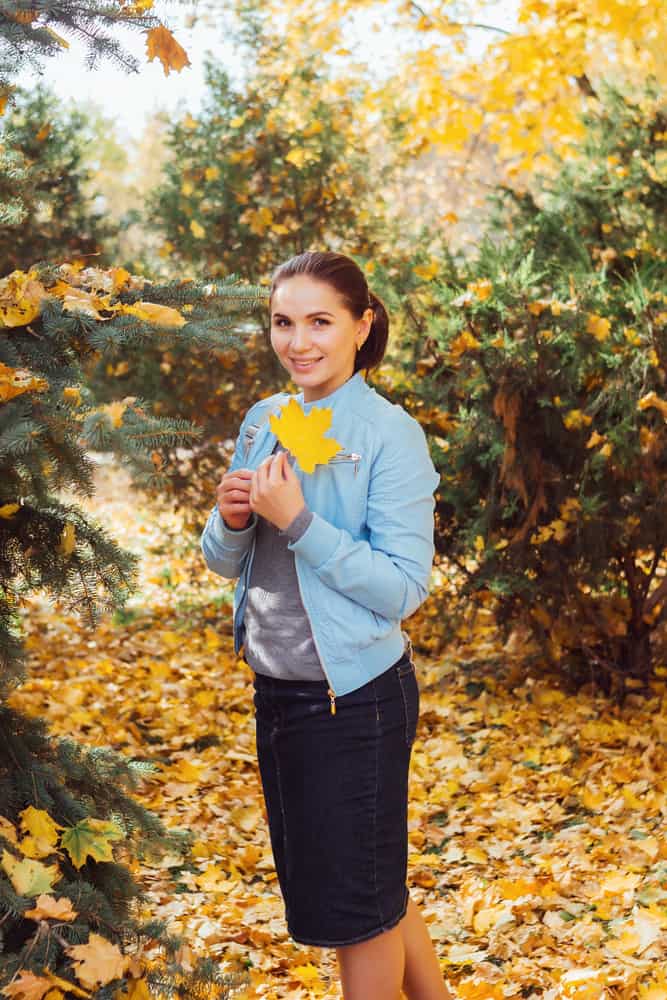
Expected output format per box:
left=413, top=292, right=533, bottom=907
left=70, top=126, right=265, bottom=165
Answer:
left=328, top=687, right=337, bottom=715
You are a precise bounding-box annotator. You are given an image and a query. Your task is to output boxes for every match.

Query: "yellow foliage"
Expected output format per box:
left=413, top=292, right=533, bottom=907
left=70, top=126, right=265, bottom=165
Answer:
left=586, top=314, right=611, bottom=341
left=563, top=409, right=593, bottom=430
left=449, top=329, right=481, bottom=357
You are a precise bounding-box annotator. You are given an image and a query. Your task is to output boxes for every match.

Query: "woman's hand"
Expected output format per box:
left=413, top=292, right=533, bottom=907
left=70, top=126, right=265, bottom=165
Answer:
left=250, top=451, right=306, bottom=531
left=216, top=468, right=253, bottom=530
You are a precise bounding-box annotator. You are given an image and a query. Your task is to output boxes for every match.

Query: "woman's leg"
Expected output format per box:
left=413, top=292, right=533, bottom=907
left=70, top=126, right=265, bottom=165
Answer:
left=336, top=923, right=405, bottom=1000
left=336, top=894, right=455, bottom=1000
left=399, top=894, right=455, bottom=999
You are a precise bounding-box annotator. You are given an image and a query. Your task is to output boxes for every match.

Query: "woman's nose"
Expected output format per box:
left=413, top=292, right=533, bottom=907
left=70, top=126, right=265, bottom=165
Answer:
left=291, top=327, right=312, bottom=349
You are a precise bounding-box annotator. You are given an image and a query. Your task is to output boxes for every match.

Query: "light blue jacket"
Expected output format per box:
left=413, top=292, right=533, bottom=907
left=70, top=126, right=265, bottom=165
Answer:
left=199, top=370, right=440, bottom=700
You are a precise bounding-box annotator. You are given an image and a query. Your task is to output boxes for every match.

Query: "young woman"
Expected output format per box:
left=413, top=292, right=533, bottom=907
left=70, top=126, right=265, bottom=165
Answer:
left=200, top=251, right=454, bottom=1000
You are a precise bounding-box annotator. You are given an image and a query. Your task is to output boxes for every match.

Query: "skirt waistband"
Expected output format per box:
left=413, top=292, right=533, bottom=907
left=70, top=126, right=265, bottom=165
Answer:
left=252, top=650, right=411, bottom=690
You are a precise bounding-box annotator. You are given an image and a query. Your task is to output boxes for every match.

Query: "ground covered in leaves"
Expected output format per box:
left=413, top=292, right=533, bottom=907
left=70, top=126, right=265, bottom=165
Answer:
left=9, top=456, right=667, bottom=999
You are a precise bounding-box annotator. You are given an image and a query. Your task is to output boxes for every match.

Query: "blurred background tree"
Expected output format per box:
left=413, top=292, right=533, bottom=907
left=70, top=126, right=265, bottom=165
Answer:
left=367, top=82, right=667, bottom=697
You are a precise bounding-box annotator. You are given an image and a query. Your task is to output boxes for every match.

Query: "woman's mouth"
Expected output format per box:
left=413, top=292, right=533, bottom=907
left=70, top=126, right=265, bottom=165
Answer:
left=291, top=357, right=323, bottom=371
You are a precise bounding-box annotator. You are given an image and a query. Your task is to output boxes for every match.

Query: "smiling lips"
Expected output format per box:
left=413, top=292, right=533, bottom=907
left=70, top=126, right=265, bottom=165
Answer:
left=291, top=357, right=323, bottom=367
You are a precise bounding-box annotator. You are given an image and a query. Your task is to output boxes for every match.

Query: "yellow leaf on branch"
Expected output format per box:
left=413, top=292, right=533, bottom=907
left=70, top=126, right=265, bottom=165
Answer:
left=57, top=523, right=76, bottom=558
left=0, top=363, right=48, bottom=403
left=145, top=25, right=191, bottom=76
left=118, top=301, right=186, bottom=328
left=269, top=398, right=343, bottom=474
left=0, top=270, right=48, bottom=328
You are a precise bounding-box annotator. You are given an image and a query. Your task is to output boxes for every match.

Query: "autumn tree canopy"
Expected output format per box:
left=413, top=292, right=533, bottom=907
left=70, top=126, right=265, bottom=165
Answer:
left=227, top=0, right=666, bottom=173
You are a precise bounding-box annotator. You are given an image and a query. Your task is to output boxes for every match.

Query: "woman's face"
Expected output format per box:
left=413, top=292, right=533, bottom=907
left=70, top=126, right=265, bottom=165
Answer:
left=270, top=275, right=373, bottom=403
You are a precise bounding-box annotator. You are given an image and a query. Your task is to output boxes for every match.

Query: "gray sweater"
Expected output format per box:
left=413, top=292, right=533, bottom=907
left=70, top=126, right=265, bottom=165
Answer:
left=227, top=441, right=326, bottom=681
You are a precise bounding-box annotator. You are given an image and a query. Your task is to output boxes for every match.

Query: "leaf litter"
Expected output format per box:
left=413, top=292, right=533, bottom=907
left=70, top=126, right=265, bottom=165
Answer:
left=9, top=456, right=667, bottom=999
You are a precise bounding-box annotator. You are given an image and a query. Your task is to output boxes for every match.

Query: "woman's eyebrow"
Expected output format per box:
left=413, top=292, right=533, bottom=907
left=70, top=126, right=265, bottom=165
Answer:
left=272, top=310, right=335, bottom=319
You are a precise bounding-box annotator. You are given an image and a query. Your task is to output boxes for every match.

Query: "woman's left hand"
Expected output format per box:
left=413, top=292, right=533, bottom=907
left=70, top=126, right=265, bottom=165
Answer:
left=249, top=451, right=307, bottom=531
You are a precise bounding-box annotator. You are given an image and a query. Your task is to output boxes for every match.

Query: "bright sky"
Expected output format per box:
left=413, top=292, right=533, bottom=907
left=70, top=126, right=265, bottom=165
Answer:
left=15, top=2, right=519, bottom=142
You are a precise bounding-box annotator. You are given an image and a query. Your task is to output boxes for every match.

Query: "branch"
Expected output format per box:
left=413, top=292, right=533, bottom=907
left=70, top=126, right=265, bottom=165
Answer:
left=409, top=2, right=512, bottom=36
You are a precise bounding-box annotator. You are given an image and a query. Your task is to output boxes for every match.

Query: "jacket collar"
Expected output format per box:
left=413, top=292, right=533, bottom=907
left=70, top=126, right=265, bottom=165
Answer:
left=295, top=369, right=368, bottom=412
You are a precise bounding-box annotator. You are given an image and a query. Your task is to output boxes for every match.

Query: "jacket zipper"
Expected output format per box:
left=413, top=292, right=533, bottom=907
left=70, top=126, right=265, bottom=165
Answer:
left=236, top=533, right=256, bottom=655
left=236, top=528, right=337, bottom=715
left=293, top=558, right=337, bottom=716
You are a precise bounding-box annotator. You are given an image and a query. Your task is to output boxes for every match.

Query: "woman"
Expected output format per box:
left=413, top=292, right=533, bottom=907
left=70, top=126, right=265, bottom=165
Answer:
left=200, top=251, right=453, bottom=1000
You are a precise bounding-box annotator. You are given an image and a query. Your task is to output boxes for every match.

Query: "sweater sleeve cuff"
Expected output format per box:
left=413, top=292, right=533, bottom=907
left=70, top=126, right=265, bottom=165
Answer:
left=286, top=510, right=341, bottom=566
left=285, top=504, right=313, bottom=542
left=211, top=508, right=257, bottom=546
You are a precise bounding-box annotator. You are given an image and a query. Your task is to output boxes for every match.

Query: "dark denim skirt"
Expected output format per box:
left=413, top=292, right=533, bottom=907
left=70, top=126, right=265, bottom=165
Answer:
left=252, top=650, right=419, bottom=947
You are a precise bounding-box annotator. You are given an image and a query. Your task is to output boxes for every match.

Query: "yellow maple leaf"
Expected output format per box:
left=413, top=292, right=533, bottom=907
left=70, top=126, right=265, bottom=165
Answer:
left=24, top=893, right=78, bottom=921
left=1, top=849, right=61, bottom=896
left=289, top=964, right=322, bottom=987
left=60, top=818, right=124, bottom=869
left=19, top=807, right=64, bottom=859
left=144, top=25, right=191, bottom=77
left=0, top=971, right=54, bottom=1000
left=269, top=398, right=343, bottom=474
left=66, top=933, right=128, bottom=990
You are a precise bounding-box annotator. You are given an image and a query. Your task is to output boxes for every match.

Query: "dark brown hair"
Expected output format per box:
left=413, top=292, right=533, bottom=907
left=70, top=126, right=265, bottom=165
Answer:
left=268, top=251, right=389, bottom=376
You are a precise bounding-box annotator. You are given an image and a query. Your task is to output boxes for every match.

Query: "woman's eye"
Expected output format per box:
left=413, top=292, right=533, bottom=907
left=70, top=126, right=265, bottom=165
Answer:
left=273, top=318, right=329, bottom=327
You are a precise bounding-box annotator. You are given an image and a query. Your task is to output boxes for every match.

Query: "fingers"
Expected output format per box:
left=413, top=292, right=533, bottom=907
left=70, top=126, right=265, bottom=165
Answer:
left=268, top=451, right=287, bottom=484
left=222, top=468, right=253, bottom=484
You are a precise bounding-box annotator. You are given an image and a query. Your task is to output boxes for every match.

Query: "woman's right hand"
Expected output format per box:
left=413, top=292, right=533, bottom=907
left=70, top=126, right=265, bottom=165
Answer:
left=216, top=468, right=254, bottom=530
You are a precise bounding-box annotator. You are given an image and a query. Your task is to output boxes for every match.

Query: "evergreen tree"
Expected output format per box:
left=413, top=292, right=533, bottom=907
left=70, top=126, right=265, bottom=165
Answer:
left=0, top=82, right=117, bottom=273
left=0, top=261, right=262, bottom=997
left=0, top=6, right=254, bottom=995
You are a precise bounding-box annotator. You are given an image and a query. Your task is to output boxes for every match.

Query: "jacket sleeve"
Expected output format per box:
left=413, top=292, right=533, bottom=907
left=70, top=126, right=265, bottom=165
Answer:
left=287, top=410, right=440, bottom=620
left=199, top=405, right=259, bottom=580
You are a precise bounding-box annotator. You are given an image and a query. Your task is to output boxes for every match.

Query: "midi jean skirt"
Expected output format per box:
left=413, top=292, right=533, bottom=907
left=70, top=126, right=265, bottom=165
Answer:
left=252, top=649, right=420, bottom=948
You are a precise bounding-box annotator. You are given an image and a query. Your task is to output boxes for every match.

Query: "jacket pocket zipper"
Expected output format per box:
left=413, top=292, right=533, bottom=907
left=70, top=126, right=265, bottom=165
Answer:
left=329, top=451, right=361, bottom=476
